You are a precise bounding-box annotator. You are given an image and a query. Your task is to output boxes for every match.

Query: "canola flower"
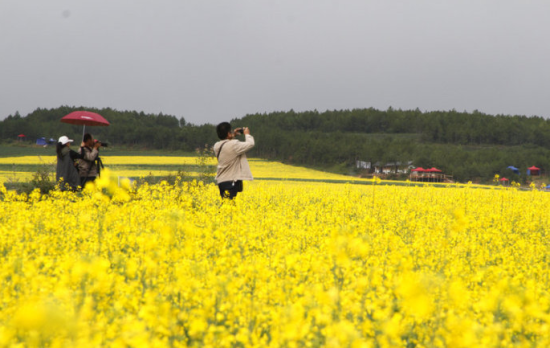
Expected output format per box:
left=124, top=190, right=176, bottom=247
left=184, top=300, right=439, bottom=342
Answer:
left=0, top=156, right=58, bottom=165
left=0, top=171, right=33, bottom=183
left=0, top=156, right=210, bottom=166
left=2, top=169, right=550, bottom=347
left=0, top=156, right=371, bottom=184
left=0, top=155, right=504, bottom=188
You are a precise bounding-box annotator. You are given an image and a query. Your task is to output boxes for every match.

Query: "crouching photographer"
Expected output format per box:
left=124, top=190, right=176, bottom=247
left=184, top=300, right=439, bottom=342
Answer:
left=78, top=133, right=105, bottom=187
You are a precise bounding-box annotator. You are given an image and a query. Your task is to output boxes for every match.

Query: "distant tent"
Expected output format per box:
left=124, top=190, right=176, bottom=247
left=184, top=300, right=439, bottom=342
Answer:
left=49, top=138, right=56, bottom=144
left=426, top=167, right=442, bottom=172
left=506, top=166, right=520, bottom=175
left=499, top=177, right=509, bottom=185
left=527, top=166, right=540, bottom=176
left=17, top=134, right=25, bottom=142
left=36, top=137, right=47, bottom=146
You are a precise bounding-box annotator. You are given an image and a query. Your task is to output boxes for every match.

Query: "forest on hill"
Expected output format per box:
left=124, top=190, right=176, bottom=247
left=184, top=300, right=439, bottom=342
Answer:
left=1, top=106, right=550, bottom=183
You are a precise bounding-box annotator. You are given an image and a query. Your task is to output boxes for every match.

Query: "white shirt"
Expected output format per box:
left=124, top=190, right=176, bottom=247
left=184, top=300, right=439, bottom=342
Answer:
left=213, top=135, right=255, bottom=183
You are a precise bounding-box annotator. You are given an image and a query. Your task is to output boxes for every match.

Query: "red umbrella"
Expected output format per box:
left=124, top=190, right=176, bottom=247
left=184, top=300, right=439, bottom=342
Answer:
left=500, top=177, right=509, bottom=181
left=61, top=111, right=110, bottom=127
left=17, top=134, right=26, bottom=137
left=428, top=167, right=442, bottom=172
left=412, top=167, right=425, bottom=172
left=61, top=111, right=110, bottom=137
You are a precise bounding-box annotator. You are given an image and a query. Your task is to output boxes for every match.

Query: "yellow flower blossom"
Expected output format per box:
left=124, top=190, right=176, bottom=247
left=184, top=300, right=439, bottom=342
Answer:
left=0, top=169, right=549, bottom=346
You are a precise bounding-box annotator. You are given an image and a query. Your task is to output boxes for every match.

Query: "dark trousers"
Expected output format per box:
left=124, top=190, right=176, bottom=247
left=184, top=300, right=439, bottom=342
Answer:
left=81, top=176, right=96, bottom=187
left=218, top=180, right=243, bottom=199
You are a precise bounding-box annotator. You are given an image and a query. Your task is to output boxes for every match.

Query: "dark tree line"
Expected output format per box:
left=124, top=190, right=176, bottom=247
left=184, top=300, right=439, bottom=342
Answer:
left=234, top=108, right=550, bottom=147
left=0, top=106, right=218, bottom=152
left=231, top=108, right=550, bottom=182
left=2, top=106, right=550, bottom=182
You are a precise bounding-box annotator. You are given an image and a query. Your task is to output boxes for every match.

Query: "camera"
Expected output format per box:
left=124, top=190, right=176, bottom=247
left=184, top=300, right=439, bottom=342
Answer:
left=235, top=127, right=247, bottom=135
left=94, top=140, right=109, bottom=147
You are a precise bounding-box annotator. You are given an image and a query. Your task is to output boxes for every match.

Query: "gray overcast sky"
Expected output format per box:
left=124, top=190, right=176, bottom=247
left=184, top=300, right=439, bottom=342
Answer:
left=1, top=1, right=549, bottom=125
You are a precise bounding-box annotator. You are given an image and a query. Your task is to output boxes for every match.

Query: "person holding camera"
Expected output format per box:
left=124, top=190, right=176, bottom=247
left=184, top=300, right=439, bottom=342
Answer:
left=213, top=122, right=255, bottom=199
left=56, top=135, right=84, bottom=191
left=78, top=133, right=103, bottom=187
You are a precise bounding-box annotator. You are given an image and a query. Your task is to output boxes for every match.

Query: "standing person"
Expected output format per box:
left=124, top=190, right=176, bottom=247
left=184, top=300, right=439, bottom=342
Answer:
left=56, top=136, right=83, bottom=191
left=78, top=133, right=102, bottom=187
left=213, top=122, right=255, bottom=199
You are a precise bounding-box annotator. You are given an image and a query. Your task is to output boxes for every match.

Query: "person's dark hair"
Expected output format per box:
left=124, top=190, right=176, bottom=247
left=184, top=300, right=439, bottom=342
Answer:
left=56, top=142, right=65, bottom=158
left=83, top=133, right=93, bottom=143
left=216, top=122, right=232, bottom=140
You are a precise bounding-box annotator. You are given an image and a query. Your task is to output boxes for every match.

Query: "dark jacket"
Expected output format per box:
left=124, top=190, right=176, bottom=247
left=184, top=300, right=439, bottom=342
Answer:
left=56, top=146, right=82, bottom=191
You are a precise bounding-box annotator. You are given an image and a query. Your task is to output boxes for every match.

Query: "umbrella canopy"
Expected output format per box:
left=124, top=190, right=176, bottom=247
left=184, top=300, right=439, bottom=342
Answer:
left=61, top=111, right=110, bottom=138
left=17, top=134, right=25, bottom=137
left=499, top=177, right=509, bottom=181
left=412, top=167, right=425, bottom=172
left=506, top=166, right=520, bottom=174
left=528, top=166, right=540, bottom=170
left=427, top=167, right=442, bottom=172
left=61, top=111, right=110, bottom=127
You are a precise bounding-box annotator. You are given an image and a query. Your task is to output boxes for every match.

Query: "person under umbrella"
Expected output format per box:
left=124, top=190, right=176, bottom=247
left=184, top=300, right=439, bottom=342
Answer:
left=56, top=136, right=83, bottom=191
left=77, top=133, right=104, bottom=187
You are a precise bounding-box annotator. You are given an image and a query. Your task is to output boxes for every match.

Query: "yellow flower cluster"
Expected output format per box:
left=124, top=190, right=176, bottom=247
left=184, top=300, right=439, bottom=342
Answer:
left=248, top=161, right=368, bottom=181
left=0, top=171, right=33, bottom=183
left=1, top=172, right=550, bottom=347
left=0, top=156, right=210, bottom=165
left=0, top=156, right=513, bottom=190
left=0, top=156, right=370, bottom=184
left=0, top=156, right=56, bottom=165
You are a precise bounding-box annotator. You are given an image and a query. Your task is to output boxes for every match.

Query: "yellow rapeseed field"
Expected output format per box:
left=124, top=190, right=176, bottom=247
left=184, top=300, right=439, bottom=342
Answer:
left=0, top=171, right=33, bottom=183
left=0, top=156, right=371, bottom=184
left=0, top=156, right=211, bottom=165
left=1, top=165, right=550, bottom=347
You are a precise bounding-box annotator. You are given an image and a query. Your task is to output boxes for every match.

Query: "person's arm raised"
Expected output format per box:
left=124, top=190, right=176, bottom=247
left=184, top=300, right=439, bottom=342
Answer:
left=233, top=128, right=254, bottom=155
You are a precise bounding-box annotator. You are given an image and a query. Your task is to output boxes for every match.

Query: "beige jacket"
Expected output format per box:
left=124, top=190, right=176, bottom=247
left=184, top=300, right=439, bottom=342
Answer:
left=213, top=135, right=255, bottom=183
left=77, top=146, right=99, bottom=177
